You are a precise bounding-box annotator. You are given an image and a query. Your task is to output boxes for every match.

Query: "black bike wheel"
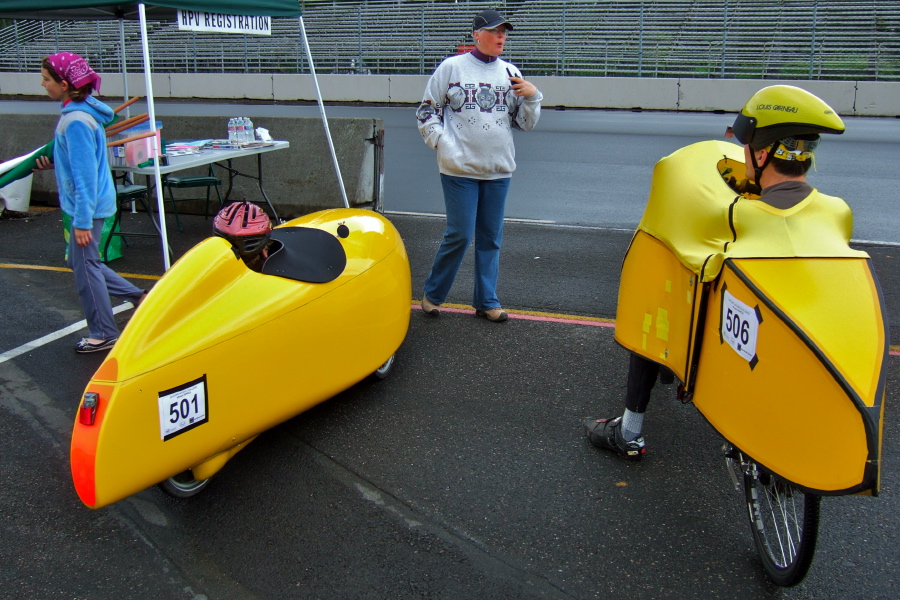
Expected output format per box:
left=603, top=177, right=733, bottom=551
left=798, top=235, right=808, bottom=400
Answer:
left=159, top=470, right=211, bottom=498
left=372, top=354, right=395, bottom=380
left=743, top=461, right=820, bottom=586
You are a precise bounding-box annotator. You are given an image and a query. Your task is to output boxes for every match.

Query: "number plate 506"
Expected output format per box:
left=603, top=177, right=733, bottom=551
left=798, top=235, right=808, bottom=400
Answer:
left=721, top=290, right=761, bottom=366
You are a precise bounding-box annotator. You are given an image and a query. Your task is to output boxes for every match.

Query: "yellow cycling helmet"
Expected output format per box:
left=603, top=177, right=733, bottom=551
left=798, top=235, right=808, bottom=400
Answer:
left=729, top=85, right=845, bottom=151
left=728, top=85, right=845, bottom=184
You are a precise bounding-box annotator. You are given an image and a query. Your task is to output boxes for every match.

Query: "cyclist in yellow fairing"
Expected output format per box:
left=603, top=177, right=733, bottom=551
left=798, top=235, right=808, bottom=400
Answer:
left=584, top=85, right=846, bottom=460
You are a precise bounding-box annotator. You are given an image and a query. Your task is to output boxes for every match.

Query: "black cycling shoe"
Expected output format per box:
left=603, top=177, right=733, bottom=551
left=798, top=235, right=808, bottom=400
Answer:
left=583, top=417, right=646, bottom=460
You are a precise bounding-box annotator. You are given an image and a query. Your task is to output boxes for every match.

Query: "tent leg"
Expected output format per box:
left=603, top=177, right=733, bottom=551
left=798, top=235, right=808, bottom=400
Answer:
left=139, top=2, right=171, bottom=271
left=299, top=16, right=350, bottom=210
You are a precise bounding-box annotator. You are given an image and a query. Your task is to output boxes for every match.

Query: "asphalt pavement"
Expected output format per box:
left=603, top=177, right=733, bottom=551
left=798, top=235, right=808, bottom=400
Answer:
left=1, top=206, right=898, bottom=600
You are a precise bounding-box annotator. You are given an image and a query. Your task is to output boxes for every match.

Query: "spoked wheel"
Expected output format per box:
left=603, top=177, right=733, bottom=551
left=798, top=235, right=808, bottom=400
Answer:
left=158, top=470, right=211, bottom=498
left=372, top=354, right=395, bottom=380
left=743, top=460, right=820, bottom=586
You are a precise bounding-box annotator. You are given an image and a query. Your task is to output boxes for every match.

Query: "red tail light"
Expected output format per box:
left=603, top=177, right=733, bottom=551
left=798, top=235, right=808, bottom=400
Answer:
left=79, top=392, right=99, bottom=426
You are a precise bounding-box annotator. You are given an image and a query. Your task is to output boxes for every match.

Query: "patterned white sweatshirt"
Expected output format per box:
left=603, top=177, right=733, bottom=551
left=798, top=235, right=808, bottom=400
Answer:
left=416, top=52, right=543, bottom=180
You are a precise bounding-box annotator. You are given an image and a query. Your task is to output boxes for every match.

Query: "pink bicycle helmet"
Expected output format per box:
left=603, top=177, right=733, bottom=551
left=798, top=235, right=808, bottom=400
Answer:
left=213, top=202, right=272, bottom=258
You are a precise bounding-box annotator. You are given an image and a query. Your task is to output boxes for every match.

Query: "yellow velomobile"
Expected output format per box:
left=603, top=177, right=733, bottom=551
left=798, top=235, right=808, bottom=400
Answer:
left=71, top=208, right=411, bottom=509
left=616, top=140, right=887, bottom=496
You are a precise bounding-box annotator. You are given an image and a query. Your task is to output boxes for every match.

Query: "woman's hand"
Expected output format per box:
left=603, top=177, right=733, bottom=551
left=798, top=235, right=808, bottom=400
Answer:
left=74, top=227, right=93, bottom=247
left=509, top=76, right=537, bottom=98
left=32, top=156, right=53, bottom=172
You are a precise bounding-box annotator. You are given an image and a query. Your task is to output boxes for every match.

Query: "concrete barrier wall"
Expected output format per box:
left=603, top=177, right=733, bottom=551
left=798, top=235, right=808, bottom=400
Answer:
left=0, top=113, right=384, bottom=219
left=4, top=72, right=900, bottom=116
left=3, top=72, right=897, bottom=213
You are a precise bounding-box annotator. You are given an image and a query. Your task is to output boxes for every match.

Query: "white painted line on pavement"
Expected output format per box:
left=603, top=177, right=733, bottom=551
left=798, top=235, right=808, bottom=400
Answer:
left=385, top=211, right=633, bottom=231
left=386, top=211, right=900, bottom=242
left=850, top=238, right=900, bottom=247
left=0, top=302, right=134, bottom=364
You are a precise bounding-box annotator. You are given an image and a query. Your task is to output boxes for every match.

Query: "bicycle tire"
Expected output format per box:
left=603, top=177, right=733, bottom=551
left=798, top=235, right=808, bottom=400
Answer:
left=159, top=470, right=211, bottom=498
left=743, top=461, right=820, bottom=586
left=372, top=353, right=395, bottom=380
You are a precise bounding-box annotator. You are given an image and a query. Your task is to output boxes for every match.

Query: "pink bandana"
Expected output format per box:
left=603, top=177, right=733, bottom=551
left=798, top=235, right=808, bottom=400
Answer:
left=46, top=52, right=101, bottom=93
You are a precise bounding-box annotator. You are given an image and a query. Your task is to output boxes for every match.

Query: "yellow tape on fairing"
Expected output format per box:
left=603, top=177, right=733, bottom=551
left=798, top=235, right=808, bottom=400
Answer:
left=616, top=231, right=700, bottom=382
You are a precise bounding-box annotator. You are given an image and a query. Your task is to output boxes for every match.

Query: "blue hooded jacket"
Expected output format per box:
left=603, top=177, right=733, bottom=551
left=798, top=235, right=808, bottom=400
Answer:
left=53, top=96, right=116, bottom=230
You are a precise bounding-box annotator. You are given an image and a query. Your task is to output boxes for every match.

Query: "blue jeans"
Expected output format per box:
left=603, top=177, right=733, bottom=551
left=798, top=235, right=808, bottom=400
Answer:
left=66, top=218, right=144, bottom=340
left=424, top=174, right=511, bottom=310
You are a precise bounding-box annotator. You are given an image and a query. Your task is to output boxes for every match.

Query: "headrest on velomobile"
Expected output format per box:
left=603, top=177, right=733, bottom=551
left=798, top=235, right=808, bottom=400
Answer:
left=636, top=140, right=867, bottom=282
left=261, top=227, right=347, bottom=284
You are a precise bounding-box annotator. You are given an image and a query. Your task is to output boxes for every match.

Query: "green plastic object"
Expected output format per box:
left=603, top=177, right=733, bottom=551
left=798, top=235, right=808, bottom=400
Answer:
left=0, top=142, right=54, bottom=189
left=0, top=112, right=122, bottom=188
left=62, top=211, right=124, bottom=263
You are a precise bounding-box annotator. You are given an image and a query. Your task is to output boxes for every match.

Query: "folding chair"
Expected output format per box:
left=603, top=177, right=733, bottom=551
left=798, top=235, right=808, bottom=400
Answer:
left=103, top=172, right=173, bottom=263
left=163, top=164, right=223, bottom=231
left=102, top=177, right=148, bottom=261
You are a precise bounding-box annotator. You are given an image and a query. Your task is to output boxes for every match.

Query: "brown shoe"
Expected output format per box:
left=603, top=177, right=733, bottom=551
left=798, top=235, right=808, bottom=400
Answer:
left=475, top=308, right=508, bottom=322
left=421, top=296, right=441, bottom=316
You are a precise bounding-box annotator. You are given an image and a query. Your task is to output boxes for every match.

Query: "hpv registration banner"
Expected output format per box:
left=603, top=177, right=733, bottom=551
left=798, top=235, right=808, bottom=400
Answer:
left=177, top=10, right=272, bottom=35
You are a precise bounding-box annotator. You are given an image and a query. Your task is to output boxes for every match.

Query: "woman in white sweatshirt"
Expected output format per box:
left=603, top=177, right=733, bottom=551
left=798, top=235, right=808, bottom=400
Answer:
left=416, top=9, right=543, bottom=323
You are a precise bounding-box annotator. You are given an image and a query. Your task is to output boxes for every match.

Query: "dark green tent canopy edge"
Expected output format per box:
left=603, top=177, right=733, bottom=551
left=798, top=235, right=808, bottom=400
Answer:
left=0, top=0, right=301, bottom=20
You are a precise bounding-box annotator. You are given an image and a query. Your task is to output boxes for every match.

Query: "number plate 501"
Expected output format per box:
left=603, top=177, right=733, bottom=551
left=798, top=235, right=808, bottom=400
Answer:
left=158, top=375, right=209, bottom=440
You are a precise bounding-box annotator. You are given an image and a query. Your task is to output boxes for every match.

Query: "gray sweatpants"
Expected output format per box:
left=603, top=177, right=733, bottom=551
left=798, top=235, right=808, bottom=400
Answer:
left=66, top=217, right=143, bottom=340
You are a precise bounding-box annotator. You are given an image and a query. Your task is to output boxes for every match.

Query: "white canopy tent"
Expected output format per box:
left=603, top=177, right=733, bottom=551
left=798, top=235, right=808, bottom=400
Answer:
left=0, top=0, right=349, bottom=270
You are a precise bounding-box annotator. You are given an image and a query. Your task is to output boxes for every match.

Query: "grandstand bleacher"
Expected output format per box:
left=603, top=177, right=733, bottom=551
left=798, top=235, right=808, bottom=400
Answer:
left=1, top=1, right=897, bottom=81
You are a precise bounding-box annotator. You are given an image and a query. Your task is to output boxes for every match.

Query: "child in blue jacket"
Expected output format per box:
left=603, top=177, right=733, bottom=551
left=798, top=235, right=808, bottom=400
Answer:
left=40, top=52, right=145, bottom=353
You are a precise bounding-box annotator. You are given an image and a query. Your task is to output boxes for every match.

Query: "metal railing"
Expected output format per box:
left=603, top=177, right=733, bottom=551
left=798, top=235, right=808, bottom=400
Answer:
left=1, top=1, right=898, bottom=81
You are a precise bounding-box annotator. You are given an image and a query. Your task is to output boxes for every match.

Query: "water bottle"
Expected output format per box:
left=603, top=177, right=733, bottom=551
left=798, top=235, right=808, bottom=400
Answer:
left=234, top=117, right=245, bottom=144
left=227, top=117, right=236, bottom=143
left=245, top=117, right=255, bottom=142
left=237, top=117, right=246, bottom=143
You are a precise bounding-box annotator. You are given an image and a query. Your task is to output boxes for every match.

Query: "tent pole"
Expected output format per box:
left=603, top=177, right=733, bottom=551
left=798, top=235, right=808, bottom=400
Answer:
left=119, top=20, right=130, bottom=118
left=299, top=16, right=349, bottom=209
left=139, top=3, right=171, bottom=271
left=120, top=18, right=137, bottom=214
